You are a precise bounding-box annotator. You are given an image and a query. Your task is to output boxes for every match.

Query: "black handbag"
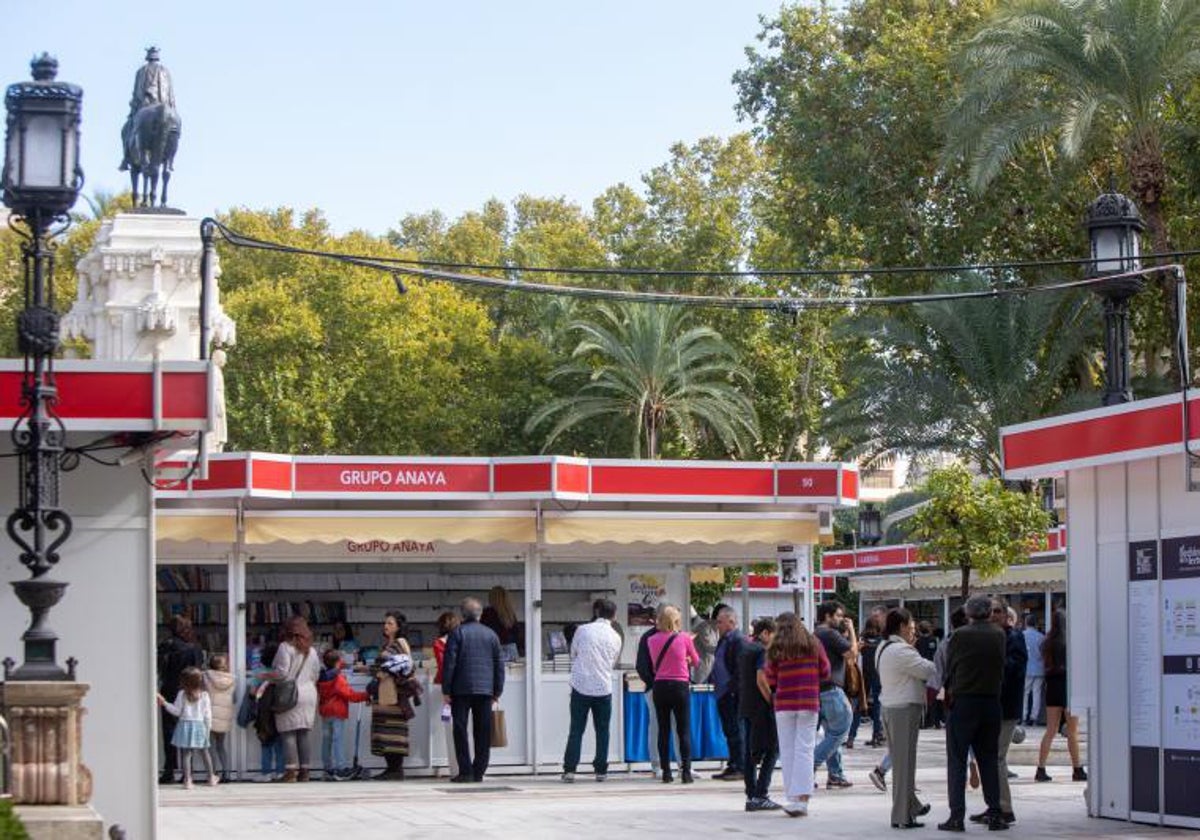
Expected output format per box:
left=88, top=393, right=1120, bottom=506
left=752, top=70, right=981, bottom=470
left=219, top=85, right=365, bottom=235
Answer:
left=270, top=648, right=306, bottom=713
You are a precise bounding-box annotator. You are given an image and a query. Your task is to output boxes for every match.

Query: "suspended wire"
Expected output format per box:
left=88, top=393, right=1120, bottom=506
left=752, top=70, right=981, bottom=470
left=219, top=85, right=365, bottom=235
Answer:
left=215, top=217, right=1200, bottom=278
left=205, top=218, right=1180, bottom=312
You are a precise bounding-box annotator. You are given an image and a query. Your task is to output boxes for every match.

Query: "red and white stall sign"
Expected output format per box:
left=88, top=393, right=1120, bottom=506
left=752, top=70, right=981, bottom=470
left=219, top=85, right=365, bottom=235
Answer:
left=295, top=459, right=490, bottom=495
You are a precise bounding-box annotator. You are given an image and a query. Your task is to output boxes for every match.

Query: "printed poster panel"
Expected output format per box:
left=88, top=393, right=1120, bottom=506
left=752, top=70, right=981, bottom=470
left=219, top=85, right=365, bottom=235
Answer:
left=1128, top=540, right=1160, bottom=816
left=628, top=573, right=666, bottom=627
left=1162, top=535, right=1200, bottom=821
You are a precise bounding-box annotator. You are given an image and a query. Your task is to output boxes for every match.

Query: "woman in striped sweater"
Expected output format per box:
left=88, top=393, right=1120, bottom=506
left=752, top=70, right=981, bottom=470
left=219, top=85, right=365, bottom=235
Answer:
left=763, top=613, right=831, bottom=817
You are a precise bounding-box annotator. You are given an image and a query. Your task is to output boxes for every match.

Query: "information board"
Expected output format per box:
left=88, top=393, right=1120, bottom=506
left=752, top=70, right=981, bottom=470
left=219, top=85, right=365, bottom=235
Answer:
left=1128, top=540, right=1160, bottom=818
left=1162, top=535, right=1200, bottom=823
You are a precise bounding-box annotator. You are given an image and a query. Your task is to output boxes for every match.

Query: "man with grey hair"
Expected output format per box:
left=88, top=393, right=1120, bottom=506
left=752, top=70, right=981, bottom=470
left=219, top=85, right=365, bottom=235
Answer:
left=711, top=605, right=745, bottom=780
left=442, top=596, right=505, bottom=782
left=938, top=595, right=1007, bottom=833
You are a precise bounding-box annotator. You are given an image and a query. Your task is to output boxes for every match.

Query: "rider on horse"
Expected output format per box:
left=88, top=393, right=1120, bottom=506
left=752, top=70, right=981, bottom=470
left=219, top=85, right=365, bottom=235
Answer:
left=120, top=47, right=175, bottom=172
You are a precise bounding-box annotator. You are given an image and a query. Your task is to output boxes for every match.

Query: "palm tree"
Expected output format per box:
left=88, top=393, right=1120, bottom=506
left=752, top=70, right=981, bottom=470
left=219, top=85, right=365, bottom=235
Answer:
left=944, top=0, right=1200, bottom=363
left=525, top=302, right=759, bottom=458
left=826, top=275, right=1099, bottom=476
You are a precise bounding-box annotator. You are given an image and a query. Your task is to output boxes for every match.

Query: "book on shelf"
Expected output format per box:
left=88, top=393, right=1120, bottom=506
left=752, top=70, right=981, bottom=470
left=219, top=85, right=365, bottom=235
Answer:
left=246, top=600, right=346, bottom=626
left=157, top=566, right=225, bottom=592
left=157, top=601, right=227, bottom=624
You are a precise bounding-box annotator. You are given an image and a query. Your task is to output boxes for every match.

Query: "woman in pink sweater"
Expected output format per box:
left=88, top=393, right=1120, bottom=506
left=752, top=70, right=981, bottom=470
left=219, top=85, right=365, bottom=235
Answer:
left=646, top=604, right=700, bottom=784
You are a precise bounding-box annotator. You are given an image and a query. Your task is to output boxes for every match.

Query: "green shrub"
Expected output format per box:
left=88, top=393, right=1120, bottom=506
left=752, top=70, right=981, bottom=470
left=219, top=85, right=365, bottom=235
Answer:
left=0, top=798, right=29, bottom=840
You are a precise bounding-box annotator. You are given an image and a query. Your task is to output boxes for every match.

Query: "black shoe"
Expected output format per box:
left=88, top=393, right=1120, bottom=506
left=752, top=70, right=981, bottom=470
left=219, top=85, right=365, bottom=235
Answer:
left=681, top=770, right=695, bottom=784
left=893, top=822, right=925, bottom=830
left=916, top=803, right=931, bottom=817
left=987, top=816, right=1010, bottom=831
left=449, top=774, right=473, bottom=783
left=938, top=818, right=966, bottom=833
left=826, top=775, right=853, bottom=789
left=157, top=772, right=175, bottom=785
left=969, top=812, right=990, bottom=824
left=1034, top=767, right=1052, bottom=782
left=745, top=797, right=782, bottom=812
left=1072, top=766, right=1088, bottom=781
left=661, top=773, right=674, bottom=784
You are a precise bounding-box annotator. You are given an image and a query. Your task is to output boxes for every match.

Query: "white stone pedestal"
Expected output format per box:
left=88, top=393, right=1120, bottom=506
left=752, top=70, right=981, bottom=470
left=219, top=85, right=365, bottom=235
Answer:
left=64, top=211, right=235, bottom=363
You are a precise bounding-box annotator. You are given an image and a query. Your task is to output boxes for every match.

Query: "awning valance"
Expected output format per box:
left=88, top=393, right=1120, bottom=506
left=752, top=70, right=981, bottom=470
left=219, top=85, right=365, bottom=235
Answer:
left=157, top=510, right=828, bottom=549
left=243, top=511, right=537, bottom=545
left=542, top=512, right=824, bottom=546
left=850, top=562, right=1066, bottom=594
left=157, top=512, right=236, bottom=544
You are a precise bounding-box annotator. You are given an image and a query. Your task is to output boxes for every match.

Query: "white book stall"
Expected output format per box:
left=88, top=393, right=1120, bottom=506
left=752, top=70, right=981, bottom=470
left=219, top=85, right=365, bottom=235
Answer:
left=1000, top=390, right=1200, bottom=830
left=155, top=453, right=857, bottom=777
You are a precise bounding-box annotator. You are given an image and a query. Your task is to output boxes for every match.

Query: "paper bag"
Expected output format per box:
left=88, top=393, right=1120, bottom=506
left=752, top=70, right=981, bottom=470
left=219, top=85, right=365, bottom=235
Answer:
left=491, top=708, right=508, bottom=748
left=378, top=674, right=398, bottom=707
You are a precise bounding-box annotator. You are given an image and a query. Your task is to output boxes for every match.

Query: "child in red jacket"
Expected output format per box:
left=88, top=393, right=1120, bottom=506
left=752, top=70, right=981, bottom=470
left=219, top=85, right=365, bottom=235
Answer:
left=318, top=648, right=369, bottom=780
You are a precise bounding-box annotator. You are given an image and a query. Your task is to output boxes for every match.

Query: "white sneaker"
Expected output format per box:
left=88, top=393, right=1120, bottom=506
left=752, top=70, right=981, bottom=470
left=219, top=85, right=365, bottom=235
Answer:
left=595, top=773, right=607, bottom=782
left=561, top=772, right=575, bottom=783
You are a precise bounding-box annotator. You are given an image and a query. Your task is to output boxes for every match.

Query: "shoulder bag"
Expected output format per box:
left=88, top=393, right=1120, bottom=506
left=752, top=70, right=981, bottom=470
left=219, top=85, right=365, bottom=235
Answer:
left=270, top=647, right=308, bottom=714
left=645, top=632, right=679, bottom=691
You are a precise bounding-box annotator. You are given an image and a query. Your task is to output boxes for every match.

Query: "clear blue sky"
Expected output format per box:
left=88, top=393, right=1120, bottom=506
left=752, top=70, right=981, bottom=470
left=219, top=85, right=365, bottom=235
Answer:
left=6, top=1, right=785, bottom=234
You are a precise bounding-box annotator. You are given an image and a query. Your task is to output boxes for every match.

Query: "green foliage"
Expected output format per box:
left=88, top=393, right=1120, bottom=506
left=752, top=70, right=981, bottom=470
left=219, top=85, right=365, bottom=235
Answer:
left=909, top=464, right=1052, bottom=599
left=216, top=207, right=528, bottom=456
left=0, top=798, right=29, bottom=840
left=826, top=275, right=1099, bottom=475
left=944, top=0, right=1200, bottom=361
left=525, top=302, right=760, bottom=458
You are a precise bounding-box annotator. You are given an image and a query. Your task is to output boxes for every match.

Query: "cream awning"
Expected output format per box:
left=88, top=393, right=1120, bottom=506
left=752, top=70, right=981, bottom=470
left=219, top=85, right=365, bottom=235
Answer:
left=156, top=511, right=237, bottom=544
left=156, top=510, right=828, bottom=549
left=542, top=512, right=824, bottom=546
left=849, top=561, right=1066, bottom=594
left=243, top=511, right=537, bottom=545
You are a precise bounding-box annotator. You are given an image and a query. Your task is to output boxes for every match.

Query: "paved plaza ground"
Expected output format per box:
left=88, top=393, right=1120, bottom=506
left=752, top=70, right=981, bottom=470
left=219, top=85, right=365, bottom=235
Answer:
left=158, top=726, right=1193, bottom=839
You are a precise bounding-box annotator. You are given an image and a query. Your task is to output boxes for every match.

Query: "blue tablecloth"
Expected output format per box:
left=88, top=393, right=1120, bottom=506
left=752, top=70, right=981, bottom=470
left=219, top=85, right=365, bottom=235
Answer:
left=623, top=685, right=728, bottom=762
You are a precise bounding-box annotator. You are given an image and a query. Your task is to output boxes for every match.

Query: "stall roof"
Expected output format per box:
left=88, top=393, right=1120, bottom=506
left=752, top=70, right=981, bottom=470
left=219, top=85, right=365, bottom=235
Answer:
left=1000, top=389, right=1199, bottom=480
left=156, top=453, right=857, bottom=551
left=848, top=560, right=1065, bottom=595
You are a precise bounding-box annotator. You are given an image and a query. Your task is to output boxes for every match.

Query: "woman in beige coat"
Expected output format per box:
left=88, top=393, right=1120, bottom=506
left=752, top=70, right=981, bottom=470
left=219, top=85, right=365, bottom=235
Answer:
left=877, top=608, right=936, bottom=830
left=272, top=616, right=321, bottom=782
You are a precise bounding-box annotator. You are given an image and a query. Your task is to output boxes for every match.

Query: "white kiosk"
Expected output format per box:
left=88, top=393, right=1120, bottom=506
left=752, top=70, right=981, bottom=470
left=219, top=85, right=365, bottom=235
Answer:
left=1000, top=389, right=1200, bottom=829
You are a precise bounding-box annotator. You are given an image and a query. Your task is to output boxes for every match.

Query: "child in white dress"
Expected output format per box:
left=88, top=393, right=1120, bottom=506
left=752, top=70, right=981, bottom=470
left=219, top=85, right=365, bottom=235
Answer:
left=157, top=666, right=219, bottom=789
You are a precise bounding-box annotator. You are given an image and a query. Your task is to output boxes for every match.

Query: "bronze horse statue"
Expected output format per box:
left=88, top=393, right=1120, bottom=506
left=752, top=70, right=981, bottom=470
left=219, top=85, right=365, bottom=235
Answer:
left=123, top=102, right=181, bottom=208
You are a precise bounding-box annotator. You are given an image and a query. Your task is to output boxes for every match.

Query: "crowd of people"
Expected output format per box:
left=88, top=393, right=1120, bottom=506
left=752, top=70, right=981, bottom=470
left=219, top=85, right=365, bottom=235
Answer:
left=157, top=588, right=1088, bottom=828
left=156, top=590, right=510, bottom=787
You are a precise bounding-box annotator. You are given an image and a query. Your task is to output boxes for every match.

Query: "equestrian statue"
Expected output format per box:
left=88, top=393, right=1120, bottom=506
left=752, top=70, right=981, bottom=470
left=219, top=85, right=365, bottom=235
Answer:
left=120, top=47, right=181, bottom=208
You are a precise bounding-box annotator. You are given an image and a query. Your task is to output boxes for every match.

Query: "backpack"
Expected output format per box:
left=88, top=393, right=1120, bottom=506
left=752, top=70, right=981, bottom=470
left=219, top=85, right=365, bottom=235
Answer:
left=635, top=630, right=658, bottom=687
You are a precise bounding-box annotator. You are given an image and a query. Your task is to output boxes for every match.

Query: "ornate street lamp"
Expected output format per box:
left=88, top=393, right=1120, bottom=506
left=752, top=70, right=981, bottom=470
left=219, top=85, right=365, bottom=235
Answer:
left=1, top=54, right=83, bottom=681
left=1084, top=186, right=1145, bottom=406
left=857, top=503, right=882, bottom=547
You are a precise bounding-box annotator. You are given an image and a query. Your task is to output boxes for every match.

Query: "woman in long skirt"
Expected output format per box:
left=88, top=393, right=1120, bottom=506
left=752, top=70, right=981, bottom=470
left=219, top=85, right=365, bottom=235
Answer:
left=370, top=611, right=412, bottom=780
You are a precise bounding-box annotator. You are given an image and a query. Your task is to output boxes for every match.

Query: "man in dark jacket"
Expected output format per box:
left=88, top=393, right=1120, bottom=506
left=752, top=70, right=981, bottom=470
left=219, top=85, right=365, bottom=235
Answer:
left=711, top=605, right=745, bottom=780
left=939, top=595, right=1007, bottom=833
left=442, top=596, right=505, bottom=782
left=971, top=602, right=1027, bottom=826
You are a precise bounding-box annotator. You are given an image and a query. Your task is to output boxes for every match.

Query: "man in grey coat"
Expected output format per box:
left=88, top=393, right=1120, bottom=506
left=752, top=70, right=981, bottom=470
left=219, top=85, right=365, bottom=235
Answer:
left=443, top=596, right=505, bottom=782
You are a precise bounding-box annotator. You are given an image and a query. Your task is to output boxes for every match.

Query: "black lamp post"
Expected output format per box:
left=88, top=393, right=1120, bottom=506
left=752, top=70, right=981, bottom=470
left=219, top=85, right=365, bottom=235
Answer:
left=1084, top=186, right=1145, bottom=406
left=857, top=503, right=882, bottom=547
left=1, top=54, right=83, bottom=681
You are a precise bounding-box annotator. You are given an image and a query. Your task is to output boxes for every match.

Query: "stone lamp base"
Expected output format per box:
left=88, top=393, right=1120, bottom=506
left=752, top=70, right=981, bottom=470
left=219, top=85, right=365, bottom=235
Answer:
left=0, top=681, right=93, bottom=805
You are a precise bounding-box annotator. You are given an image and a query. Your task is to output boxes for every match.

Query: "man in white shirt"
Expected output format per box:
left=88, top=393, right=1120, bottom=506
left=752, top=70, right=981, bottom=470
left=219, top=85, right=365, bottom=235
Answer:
left=562, top=598, right=622, bottom=782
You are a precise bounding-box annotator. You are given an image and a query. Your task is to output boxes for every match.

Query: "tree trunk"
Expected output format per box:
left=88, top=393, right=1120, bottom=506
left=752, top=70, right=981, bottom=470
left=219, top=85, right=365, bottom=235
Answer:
left=1127, top=131, right=1180, bottom=382
left=960, top=563, right=971, bottom=602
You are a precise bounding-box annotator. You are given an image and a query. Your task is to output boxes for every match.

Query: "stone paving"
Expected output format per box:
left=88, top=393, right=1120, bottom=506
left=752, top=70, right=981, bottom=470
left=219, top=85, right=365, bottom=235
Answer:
left=158, top=727, right=1191, bottom=840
